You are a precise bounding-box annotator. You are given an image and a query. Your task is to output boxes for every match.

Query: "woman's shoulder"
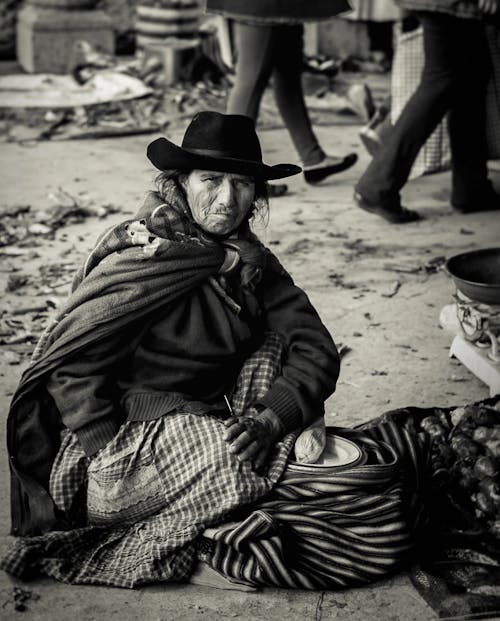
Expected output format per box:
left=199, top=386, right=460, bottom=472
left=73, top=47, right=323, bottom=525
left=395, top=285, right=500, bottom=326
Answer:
left=135, top=191, right=164, bottom=219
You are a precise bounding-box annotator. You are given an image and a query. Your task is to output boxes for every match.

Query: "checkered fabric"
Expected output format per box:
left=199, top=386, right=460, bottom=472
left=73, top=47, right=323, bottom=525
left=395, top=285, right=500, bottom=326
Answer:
left=230, top=332, right=284, bottom=417
left=391, top=25, right=451, bottom=179
left=1, top=333, right=296, bottom=588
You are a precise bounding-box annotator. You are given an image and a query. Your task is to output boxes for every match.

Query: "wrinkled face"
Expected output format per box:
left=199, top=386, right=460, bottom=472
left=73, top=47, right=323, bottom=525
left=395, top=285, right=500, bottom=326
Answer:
left=181, top=169, right=255, bottom=236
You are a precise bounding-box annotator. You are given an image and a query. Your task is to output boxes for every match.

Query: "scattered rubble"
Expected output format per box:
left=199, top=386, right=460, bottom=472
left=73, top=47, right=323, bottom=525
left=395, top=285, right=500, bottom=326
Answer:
left=2, top=586, right=40, bottom=612
left=0, top=38, right=391, bottom=144
left=0, top=189, right=120, bottom=248
left=381, top=279, right=402, bottom=298
left=328, top=273, right=357, bottom=289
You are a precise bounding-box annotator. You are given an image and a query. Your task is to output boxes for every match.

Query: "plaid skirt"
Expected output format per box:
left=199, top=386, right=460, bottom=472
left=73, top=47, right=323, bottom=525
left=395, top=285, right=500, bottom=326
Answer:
left=1, top=333, right=430, bottom=589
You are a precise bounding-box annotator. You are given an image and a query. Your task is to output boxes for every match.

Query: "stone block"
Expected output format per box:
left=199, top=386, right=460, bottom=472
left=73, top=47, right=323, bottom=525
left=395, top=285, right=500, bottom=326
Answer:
left=17, top=4, right=114, bottom=74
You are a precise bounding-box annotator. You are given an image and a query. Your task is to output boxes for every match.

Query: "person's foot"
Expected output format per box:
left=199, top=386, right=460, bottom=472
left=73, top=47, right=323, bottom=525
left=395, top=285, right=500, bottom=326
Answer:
left=266, top=183, right=288, bottom=198
left=303, top=153, right=358, bottom=185
left=452, top=189, right=500, bottom=213
left=353, top=191, right=422, bottom=224
left=359, top=127, right=382, bottom=157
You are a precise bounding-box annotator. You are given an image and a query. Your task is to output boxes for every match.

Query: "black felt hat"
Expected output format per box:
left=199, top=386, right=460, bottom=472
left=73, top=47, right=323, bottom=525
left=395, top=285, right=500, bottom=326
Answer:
left=147, top=111, right=301, bottom=180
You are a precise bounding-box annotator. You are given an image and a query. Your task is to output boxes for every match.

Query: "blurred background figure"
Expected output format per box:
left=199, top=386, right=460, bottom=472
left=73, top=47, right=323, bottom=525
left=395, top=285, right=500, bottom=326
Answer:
left=354, top=0, right=500, bottom=224
left=206, top=0, right=358, bottom=195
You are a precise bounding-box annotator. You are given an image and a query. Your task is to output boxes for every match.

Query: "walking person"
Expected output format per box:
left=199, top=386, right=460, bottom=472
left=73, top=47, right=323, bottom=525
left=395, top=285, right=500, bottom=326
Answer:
left=354, top=0, right=500, bottom=223
left=206, top=0, right=358, bottom=194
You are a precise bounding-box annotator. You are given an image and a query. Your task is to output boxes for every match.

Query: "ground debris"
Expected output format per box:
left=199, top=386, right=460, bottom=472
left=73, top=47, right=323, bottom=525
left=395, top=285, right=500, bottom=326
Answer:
left=337, top=343, right=351, bottom=359
left=450, top=374, right=470, bottom=383
left=342, top=238, right=378, bottom=258
left=284, top=238, right=312, bottom=255
left=0, top=189, right=120, bottom=248
left=44, top=187, right=121, bottom=227
left=328, top=272, right=357, bottom=289
left=0, top=246, right=40, bottom=258
left=383, top=255, right=447, bottom=276
left=423, top=255, right=446, bottom=274
left=1, top=349, right=22, bottom=365
left=6, top=274, right=30, bottom=292
left=2, top=586, right=40, bottom=613
left=39, top=262, right=76, bottom=289
left=0, top=331, right=37, bottom=346
left=381, top=279, right=401, bottom=298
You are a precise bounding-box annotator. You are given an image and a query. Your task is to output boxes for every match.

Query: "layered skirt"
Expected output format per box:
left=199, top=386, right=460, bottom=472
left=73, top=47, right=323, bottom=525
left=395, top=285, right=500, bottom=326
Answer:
left=1, top=334, right=429, bottom=588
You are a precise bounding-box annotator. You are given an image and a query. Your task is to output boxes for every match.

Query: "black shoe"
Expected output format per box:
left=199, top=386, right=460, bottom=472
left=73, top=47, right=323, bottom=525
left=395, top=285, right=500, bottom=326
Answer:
left=353, top=192, right=421, bottom=224
left=452, top=190, right=500, bottom=213
left=303, top=153, right=358, bottom=185
left=266, top=183, right=288, bottom=198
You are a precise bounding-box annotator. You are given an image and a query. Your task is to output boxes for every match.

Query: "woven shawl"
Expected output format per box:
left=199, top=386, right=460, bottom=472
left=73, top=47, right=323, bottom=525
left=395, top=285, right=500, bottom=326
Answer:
left=7, top=182, right=267, bottom=536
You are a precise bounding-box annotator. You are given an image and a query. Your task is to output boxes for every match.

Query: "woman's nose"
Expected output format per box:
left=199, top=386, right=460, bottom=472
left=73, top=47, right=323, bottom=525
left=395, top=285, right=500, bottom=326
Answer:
left=217, top=178, right=235, bottom=206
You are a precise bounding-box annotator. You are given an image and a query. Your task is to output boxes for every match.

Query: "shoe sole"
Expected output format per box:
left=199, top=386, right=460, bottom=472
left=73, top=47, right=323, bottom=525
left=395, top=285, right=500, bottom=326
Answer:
left=354, top=193, right=421, bottom=224
left=304, top=153, right=358, bottom=185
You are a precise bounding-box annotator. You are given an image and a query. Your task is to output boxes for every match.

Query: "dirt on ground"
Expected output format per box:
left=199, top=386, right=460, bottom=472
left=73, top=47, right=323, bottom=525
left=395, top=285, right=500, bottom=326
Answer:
left=0, top=115, right=499, bottom=620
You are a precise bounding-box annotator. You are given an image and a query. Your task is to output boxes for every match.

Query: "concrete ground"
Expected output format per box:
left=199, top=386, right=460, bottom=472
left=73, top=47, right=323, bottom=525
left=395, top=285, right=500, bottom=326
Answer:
left=0, top=112, right=499, bottom=620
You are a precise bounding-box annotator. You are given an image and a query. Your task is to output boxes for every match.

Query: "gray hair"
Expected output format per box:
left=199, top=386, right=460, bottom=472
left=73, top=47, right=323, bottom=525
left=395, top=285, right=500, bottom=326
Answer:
left=154, top=170, right=269, bottom=226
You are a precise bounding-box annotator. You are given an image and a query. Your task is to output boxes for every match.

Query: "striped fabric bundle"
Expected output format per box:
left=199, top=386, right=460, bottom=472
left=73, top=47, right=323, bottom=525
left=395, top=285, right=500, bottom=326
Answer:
left=200, top=424, right=430, bottom=589
left=0, top=419, right=429, bottom=589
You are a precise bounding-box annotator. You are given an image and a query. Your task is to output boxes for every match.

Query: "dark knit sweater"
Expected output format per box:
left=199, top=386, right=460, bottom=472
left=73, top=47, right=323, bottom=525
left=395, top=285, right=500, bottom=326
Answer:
left=47, top=253, right=340, bottom=456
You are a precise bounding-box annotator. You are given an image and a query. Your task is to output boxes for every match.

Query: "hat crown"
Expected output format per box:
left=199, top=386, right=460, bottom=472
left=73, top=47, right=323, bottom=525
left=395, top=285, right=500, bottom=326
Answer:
left=181, top=111, right=262, bottom=163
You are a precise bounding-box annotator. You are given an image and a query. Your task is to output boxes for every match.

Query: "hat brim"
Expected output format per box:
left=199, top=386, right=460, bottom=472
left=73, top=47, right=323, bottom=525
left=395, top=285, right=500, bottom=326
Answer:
left=147, top=137, right=302, bottom=180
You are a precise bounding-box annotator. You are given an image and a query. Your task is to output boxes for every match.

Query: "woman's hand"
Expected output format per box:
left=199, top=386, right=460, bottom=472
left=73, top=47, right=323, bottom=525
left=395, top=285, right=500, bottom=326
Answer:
left=223, top=408, right=284, bottom=470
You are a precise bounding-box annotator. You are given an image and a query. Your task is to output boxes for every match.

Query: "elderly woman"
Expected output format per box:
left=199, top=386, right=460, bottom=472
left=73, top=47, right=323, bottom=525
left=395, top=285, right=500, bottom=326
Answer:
left=2, top=112, right=426, bottom=590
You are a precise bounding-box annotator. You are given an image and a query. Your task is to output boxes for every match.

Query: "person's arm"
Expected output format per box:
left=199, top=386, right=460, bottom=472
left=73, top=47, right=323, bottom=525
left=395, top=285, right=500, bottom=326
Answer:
left=254, top=253, right=340, bottom=431
left=46, top=326, right=140, bottom=456
left=224, top=250, right=340, bottom=468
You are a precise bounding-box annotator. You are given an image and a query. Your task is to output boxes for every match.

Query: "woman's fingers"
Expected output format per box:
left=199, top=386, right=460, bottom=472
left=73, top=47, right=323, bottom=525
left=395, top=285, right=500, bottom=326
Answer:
left=222, top=416, right=271, bottom=464
left=252, top=447, right=268, bottom=471
left=229, top=430, right=255, bottom=453
left=236, top=440, right=260, bottom=462
left=223, top=420, right=247, bottom=441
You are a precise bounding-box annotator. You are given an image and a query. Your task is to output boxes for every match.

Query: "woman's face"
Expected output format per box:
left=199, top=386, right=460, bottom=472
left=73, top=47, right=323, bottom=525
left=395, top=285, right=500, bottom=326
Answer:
left=181, top=170, right=255, bottom=236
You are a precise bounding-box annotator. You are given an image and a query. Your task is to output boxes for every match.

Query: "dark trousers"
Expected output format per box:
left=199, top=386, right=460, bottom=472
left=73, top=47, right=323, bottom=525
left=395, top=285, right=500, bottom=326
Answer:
left=356, top=12, right=491, bottom=208
left=227, top=22, right=325, bottom=166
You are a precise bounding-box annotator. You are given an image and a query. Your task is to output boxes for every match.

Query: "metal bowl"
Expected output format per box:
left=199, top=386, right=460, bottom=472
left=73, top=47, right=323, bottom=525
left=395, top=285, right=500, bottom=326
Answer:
left=445, top=247, right=500, bottom=304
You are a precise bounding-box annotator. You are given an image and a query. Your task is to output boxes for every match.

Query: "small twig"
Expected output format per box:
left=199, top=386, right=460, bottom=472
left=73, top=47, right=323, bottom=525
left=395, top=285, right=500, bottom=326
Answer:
left=12, top=305, right=47, bottom=315
left=315, top=591, right=326, bottom=621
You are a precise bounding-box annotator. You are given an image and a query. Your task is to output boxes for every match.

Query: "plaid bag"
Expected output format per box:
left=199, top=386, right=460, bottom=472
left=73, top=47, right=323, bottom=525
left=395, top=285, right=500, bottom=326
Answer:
left=391, top=24, right=451, bottom=179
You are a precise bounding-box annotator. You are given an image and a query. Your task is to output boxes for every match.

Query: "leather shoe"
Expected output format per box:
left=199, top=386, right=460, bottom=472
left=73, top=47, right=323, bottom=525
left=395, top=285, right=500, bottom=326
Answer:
left=304, top=153, right=358, bottom=184
left=452, top=189, right=500, bottom=213
left=353, top=192, right=421, bottom=223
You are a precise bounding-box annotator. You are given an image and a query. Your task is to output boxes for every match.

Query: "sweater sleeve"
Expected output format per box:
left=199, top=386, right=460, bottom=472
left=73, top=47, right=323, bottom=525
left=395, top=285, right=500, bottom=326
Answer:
left=46, top=327, right=138, bottom=456
left=255, top=252, right=340, bottom=432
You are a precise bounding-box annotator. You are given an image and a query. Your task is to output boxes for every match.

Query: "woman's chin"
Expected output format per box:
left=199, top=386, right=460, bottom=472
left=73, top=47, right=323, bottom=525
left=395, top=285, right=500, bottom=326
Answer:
left=203, top=218, right=235, bottom=235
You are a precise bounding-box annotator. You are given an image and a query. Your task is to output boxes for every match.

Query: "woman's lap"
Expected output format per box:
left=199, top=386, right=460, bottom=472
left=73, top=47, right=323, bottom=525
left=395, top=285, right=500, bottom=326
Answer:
left=52, top=414, right=294, bottom=533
